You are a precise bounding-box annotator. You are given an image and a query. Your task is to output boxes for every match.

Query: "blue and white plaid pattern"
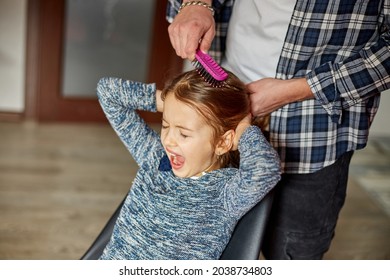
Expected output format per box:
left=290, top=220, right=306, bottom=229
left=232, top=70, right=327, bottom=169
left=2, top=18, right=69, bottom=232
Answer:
left=167, top=0, right=390, bottom=173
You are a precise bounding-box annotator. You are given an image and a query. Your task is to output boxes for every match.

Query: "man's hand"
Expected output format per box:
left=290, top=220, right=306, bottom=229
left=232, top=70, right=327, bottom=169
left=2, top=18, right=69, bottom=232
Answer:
left=168, top=4, right=215, bottom=60
left=247, top=78, right=314, bottom=117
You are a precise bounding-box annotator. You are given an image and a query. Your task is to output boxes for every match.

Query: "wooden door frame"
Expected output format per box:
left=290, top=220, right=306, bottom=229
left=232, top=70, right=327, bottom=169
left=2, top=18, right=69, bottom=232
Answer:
left=25, top=0, right=182, bottom=122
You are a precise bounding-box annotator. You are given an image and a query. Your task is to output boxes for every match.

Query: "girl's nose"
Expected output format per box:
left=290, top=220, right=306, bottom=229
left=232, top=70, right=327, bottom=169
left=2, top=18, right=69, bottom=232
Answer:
left=162, top=130, right=176, bottom=147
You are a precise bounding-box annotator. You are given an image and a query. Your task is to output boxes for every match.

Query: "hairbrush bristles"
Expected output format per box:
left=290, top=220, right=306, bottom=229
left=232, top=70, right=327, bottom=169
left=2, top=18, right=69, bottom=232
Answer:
left=192, top=49, right=228, bottom=87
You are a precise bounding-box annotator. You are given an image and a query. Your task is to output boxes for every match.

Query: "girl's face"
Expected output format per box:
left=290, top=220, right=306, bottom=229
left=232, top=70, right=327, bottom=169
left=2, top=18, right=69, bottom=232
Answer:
left=161, top=93, right=219, bottom=178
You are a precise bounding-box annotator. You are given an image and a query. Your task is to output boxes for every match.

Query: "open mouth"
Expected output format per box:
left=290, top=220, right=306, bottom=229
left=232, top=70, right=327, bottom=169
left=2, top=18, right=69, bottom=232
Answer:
left=167, top=151, right=185, bottom=170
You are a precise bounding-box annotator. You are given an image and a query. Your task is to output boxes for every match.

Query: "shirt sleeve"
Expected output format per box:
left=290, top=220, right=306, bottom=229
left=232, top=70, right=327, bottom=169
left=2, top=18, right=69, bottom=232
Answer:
left=224, top=126, right=281, bottom=218
left=166, top=0, right=181, bottom=23
left=306, top=2, right=390, bottom=123
left=96, top=77, right=163, bottom=169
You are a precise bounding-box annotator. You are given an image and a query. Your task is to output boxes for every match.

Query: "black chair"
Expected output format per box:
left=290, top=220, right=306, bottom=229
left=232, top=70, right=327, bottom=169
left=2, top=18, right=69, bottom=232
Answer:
left=81, top=189, right=274, bottom=260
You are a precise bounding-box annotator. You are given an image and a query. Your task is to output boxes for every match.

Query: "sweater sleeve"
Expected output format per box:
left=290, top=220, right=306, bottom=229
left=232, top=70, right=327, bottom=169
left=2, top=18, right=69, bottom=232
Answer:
left=96, top=77, right=163, bottom=169
left=223, top=126, right=281, bottom=218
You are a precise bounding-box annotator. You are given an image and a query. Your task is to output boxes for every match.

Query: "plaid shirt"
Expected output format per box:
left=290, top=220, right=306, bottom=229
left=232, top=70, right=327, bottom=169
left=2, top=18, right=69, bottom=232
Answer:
left=167, top=0, right=390, bottom=173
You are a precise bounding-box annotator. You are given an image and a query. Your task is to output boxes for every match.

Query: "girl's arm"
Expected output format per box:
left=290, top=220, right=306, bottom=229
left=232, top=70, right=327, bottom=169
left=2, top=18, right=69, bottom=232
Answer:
left=224, top=125, right=281, bottom=218
left=97, top=77, right=163, bottom=168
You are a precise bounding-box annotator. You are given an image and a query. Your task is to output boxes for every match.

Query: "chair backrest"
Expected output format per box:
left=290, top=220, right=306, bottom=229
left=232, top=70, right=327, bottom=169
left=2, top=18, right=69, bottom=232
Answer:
left=81, top=197, right=125, bottom=260
left=81, top=189, right=274, bottom=260
left=220, top=189, right=274, bottom=259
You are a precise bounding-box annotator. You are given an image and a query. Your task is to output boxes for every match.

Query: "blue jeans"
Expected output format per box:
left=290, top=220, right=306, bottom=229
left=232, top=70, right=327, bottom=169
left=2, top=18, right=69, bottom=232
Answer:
left=262, top=151, right=354, bottom=260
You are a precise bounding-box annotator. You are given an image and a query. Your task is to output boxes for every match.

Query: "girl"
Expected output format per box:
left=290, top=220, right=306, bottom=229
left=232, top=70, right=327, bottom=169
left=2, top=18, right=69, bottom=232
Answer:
left=97, top=70, right=281, bottom=259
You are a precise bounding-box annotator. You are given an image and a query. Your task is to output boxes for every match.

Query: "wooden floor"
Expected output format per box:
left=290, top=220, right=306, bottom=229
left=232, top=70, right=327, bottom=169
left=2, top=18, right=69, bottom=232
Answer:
left=0, top=121, right=389, bottom=260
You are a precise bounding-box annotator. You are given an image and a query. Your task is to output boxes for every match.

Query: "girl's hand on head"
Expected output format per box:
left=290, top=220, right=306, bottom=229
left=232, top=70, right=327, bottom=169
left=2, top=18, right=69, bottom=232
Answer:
left=156, top=90, right=164, bottom=112
left=232, top=114, right=252, bottom=150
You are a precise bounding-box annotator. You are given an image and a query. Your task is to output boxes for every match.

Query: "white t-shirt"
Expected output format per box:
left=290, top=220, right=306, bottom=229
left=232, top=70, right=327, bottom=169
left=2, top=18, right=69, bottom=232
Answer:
left=221, top=0, right=295, bottom=83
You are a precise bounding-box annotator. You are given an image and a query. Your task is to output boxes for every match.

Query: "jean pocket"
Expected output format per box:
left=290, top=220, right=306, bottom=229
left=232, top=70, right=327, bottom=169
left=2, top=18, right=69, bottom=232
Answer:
left=286, top=228, right=335, bottom=260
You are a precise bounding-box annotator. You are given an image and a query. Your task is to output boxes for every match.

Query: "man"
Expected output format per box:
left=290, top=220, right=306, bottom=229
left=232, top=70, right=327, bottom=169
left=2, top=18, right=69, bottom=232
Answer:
left=166, top=0, right=390, bottom=259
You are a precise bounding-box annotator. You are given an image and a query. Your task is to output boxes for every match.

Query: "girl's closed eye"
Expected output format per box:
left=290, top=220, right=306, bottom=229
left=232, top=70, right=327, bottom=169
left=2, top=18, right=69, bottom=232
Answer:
left=161, top=120, right=169, bottom=130
left=180, top=131, right=189, bottom=138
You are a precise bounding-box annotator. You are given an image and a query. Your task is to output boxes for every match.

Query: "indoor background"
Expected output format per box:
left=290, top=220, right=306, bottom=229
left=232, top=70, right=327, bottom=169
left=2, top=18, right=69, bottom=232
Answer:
left=0, top=0, right=389, bottom=259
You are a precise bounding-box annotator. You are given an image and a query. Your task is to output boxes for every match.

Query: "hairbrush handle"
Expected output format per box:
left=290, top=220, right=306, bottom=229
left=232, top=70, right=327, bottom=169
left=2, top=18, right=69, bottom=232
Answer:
left=194, top=50, right=228, bottom=82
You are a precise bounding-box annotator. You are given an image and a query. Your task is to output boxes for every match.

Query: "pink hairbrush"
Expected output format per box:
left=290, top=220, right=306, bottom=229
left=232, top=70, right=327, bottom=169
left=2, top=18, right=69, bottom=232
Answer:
left=192, top=49, right=228, bottom=87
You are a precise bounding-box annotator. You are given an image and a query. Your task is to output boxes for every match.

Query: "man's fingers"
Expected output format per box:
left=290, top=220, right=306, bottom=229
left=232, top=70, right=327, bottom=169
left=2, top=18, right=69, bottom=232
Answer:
left=199, top=28, right=215, bottom=53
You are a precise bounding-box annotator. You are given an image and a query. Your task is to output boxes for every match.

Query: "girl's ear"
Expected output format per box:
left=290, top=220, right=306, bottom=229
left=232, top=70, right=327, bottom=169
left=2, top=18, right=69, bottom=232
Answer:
left=215, top=130, right=235, bottom=155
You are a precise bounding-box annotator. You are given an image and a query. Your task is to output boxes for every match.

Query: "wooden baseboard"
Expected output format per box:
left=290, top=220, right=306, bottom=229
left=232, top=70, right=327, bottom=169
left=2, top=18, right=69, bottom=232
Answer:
left=0, top=112, right=24, bottom=122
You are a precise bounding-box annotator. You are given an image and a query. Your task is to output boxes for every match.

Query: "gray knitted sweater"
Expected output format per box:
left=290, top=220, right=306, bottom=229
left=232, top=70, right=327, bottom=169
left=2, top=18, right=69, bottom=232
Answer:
left=97, top=77, right=281, bottom=260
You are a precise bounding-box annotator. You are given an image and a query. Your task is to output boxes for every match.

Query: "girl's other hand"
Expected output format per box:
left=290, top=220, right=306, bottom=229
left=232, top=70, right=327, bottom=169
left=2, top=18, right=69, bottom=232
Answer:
left=156, top=89, right=163, bottom=112
left=232, top=114, right=252, bottom=150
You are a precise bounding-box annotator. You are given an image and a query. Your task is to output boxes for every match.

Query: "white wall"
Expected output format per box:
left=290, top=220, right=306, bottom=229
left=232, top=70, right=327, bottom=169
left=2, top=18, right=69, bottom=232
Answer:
left=0, top=0, right=27, bottom=113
